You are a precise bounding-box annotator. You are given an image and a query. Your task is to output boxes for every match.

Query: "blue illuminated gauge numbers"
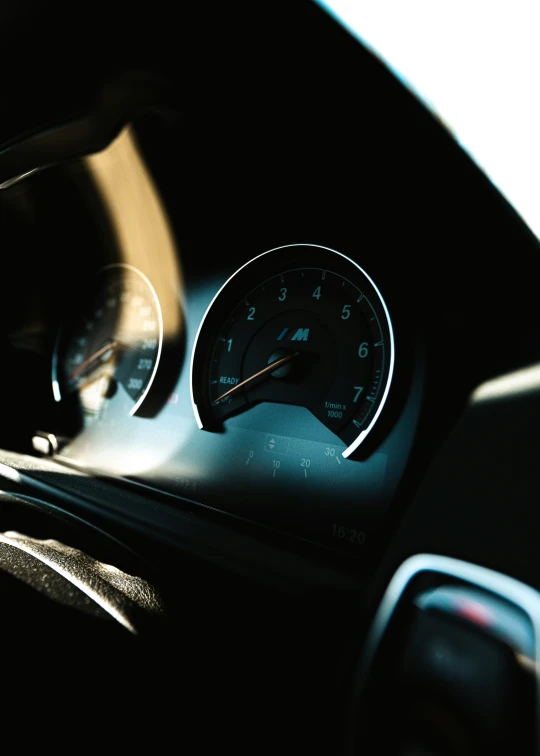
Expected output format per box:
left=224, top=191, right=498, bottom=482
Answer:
left=191, top=244, right=394, bottom=459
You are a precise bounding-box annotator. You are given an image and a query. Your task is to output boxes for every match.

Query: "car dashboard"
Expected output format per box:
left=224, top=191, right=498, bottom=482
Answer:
left=1, top=3, right=540, bottom=753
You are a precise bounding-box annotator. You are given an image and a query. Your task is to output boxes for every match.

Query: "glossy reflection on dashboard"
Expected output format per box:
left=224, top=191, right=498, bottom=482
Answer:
left=49, top=124, right=188, bottom=471
left=84, top=125, right=184, bottom=342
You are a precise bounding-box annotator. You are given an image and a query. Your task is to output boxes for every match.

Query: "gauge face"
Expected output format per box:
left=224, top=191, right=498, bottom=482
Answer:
left=191, top=245, right=394, bottom=457
left=53, top=263, right=163, bottom=424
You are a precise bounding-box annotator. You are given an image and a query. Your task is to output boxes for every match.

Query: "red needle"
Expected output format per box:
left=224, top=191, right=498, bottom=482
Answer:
left=68, top=341, right=117, bottom=381
left=212, top=351, right=299, bottom=405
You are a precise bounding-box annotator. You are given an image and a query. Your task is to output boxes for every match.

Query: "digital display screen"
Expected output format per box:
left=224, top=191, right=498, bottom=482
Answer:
left=56, top=278, right=423, bottom=558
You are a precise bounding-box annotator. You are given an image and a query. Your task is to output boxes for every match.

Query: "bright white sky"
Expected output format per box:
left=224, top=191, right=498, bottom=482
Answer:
left=315, top=1, right=540, bottom=240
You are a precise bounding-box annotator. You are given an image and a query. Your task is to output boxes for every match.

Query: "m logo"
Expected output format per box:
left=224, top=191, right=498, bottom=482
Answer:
left=277, top=327, right=310, bottom=342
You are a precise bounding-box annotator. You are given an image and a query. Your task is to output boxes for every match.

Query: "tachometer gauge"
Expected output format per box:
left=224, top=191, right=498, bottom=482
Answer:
left=191, top=244, right=394, bottom=458
left=52, top=263, right=163, bottom=425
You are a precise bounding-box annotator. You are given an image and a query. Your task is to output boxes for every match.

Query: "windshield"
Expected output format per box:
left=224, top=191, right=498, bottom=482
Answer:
left=315, top=0, right=540, bottom=241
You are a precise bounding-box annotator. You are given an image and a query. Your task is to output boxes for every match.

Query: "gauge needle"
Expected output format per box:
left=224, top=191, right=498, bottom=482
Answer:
left=68, top=341, right=117, bottom=381
left=212, top=351, right=299, bottom=405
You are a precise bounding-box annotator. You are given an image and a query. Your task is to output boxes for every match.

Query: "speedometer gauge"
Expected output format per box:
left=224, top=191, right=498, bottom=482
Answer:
left=191, top=244, right=394, bottom=458
left=52, top=263, right=163, bottom=425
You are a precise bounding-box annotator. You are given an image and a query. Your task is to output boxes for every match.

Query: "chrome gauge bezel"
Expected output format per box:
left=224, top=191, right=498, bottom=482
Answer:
left=190, top=244, right=395, bottom=458
left=52, top=262, right=164, bottom=420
